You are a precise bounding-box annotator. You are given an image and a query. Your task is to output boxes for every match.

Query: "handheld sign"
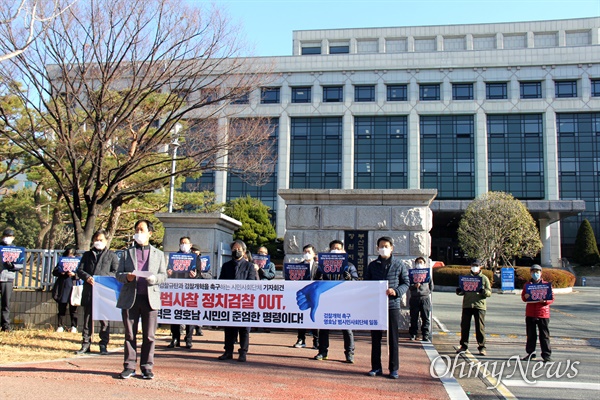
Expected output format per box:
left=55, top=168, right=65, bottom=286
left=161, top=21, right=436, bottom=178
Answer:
left=253, top=254, right=270, bottom=269
left=58, top=257, right=81, bottom=273
left=317, top=253, right=348, bottom=276
left=409, top=268, right=431, bottom=285
left=0, top=246, right=25, bottom=270
left=501, top=267, right=515, bottom=291
left=524, top=282, right=553, bottom=302
left=168, top=253, right=197, bottom=273
left=199, top=255, right=211, bottom=272
left=459, top=275, right=482, bottom=292
left=284, top=263, right=310, bottom=281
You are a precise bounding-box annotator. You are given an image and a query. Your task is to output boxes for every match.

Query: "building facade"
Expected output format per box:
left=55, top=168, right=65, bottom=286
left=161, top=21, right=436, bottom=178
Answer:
left=189, top=17, right=599, bottom=267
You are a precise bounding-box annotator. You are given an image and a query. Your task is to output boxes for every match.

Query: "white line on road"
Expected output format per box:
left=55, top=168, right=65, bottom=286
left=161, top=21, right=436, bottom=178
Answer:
left=433, top=315, right=449, bottom=333
left=502, top=380, right=600, bottom=390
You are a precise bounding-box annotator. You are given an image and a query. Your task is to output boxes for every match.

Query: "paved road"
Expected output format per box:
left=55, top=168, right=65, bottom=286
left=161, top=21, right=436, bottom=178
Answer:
left=430, top=286, right=600, bottom=399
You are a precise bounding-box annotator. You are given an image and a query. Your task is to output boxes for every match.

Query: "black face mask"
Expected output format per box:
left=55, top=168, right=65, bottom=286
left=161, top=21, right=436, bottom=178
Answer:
left=232, top=249, right=243, bottom=260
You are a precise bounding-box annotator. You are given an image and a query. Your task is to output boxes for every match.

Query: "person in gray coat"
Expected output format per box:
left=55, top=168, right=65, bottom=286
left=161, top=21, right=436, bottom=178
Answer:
left=408, top=257, right=434, bottom=342
left=116, top=220, right=167, bottom=380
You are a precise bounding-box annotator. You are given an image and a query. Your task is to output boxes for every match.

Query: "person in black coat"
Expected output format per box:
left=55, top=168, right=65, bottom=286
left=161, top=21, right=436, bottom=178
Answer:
left=75, top=229, right=119, bottom=355
left=52, top=246, right=80, bottom=333
left=217, top=240, right=257, bottom=362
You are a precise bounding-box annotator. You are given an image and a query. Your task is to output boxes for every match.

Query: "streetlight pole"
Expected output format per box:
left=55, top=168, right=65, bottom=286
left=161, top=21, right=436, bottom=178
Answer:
left=168, top=123, right=182, bottom=213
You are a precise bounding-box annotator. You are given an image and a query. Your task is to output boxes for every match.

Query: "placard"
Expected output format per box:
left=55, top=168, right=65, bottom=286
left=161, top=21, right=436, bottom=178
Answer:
left=409, top=268, right=431, bottom=284
left=317, top=253, right=348, bottom=276
left=459, top=275, right=482, bottom=292
left=0, top=246, right=25, bottom=270
left=199, top=255, right=211, bottom=272
left=58, top=257, right=81, bottom=273
left=168, top=253, right=197, bottom=273
left=253, top=254, right=270, bottom=269
left=524, top=282, right=553, bottom=302
left=284, top=263, right=310, bottom=281
left=501, top=267, right=515, bottom=291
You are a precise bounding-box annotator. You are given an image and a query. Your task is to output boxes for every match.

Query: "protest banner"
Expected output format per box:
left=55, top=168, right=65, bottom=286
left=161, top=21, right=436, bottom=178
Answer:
left=317, top=253, right=348, bottom=277
left=58, top=257, right=81, bottom=273
left=409, top=268, right=431, bottom=285
left=459, top=275, right=482, bottom=292
left=199, top=255, right=211, bottom=272
left=0, top=246, right=25, bottom=270
left=253, top=254, right=270, bottom=269
left=284, top=263, right=310, bottom=281
left=168, top=253, right=197, bottom=273
left=524, top=282, right=553, bottom=302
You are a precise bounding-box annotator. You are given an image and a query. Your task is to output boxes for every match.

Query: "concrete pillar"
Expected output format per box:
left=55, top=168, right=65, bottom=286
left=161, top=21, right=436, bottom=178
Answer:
left=214, top=117, right=229, bottom=204
left=539, top=218, right=552, bottom=267
left=276, top=113, right=291, bottom=238
left=474, top=110, right=488, bottom=197
left=342, top=112, right=354, bottom=189
left=407, top=110, right=420, bottom=189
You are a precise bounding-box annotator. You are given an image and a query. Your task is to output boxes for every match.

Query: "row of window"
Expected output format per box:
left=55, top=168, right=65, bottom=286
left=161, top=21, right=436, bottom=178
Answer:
left=254, top=79, right=600, bottom=104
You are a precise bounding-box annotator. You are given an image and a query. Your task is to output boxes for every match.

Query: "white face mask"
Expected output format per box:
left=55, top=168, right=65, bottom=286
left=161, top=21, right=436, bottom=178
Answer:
left=93, top=241, right=106, bottom=250
left=302, top=252, right=313, bottom=261
left=415, top=262, right=425, bottom=268
left=330, top=249, right=343, bottom=254
left=378, top=247, right=392, bottom=258
left=180, top=243, right=191, bottom=253
left=133, top=232, right=149, bottom=245
left=531, top=271, right=541, bottom=281
left=3, top=237, right=14, bottom=245
left=471, top=267, right=481, bottom=274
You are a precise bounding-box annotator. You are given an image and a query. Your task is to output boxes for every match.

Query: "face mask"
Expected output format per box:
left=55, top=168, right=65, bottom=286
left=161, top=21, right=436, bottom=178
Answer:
left=415, top=262, right=425, bottom=268
left=3, top=237, right=14, bottom=245
left=471, top=267, right=481, bottom=274
left=330, top=249, right=343, bottom=254
left=180, top=244, right=191, bottom=253
left=93, top=241, right=106, bottom=250
left=531, top=272, right=541, bottom=281
left=232, top=249, right=243, bottom=259
left=378, top=248, right=391, bottom=258
left=302, top=252, right=313, bottom=261
left=133, top=232, right=149, bottom=245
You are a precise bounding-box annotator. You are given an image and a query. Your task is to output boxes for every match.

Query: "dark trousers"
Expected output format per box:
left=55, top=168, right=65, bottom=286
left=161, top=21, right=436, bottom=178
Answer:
left=525, top=316, right=551, bottom=358
left=57, top=302, right=78, bottom=328
left=224, top=327, right=250, bottom=354
left=409, top=296, right=432, bottom=338
left=170, top=324, right=193, bottom=342
left=318, top=329, right=354, bottom=356
left=122, top=294, right=158, bottom=373
left=82, top=302, right=110, bottom=345
left=297, top=329, right=319, bottom=346
left=460, top=308, right=486, bottom=350
left=0, top=281, right=13, bottom=329
left=371, top=308, right=400, bottom=372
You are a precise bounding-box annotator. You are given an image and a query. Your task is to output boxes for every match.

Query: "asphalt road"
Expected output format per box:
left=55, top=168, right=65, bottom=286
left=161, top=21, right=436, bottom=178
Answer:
left=430, top=287, right=600, bottom=399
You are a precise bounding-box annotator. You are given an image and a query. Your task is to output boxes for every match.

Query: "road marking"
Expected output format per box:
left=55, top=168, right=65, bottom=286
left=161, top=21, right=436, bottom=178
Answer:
left=502, top=380, right=600, bottom=390
left=433, top=315, right=449, bottom=333
left=423, top=342, right=469, bottom=400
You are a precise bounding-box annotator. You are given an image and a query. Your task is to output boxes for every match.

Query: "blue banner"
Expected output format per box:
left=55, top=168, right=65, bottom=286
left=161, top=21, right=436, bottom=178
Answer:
left=524, top=282, right=553, bottom=302
left=0, top=246, right=25, bottom=270
left=409, top=268, right=431, bottom=284
left=284, top=263, right=310, bottom=281
left=317, top=253, right=348, bottom=276
left=459, top=275, right=482, bottom=292
left=501, top=267, right=515, bottom=291
left=168, top=253, right=197, bottom=272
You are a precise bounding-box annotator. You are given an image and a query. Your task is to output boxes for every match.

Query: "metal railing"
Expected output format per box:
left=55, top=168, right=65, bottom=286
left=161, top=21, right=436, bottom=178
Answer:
left=14, top=249, right=64, bottom=291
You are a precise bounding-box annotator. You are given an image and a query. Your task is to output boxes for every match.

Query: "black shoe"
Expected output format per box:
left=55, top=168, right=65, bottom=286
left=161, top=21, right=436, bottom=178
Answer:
left=120, top=369, right=135, bottom=379
left=185, top=341, right=193, bottom=349
left=312, top=341, right=319, bottom=350
left=410, top=335, right=417, bottom=341
left=313, top=353, right=328, bottom=360
left=238, top=353, right=247, bottom=362
left=99, top=345, right=109, bottom=355
left=293, top=339, right=306, bottom=348
left=75, top=344, right=91, bottom=355
left=167, top=339, right=180, bottom=348
left=543, top=356, right=553, bottom=363
left=345, top=351, right=354, bottom=364
left=196, top=328, right=203, bottom=336
left=422, top=337, right=430, bottom=342
left=218, top=352, right=233, bottom=360
left=456, top=346, right=468, bottom=353
left=521, top=353, right=536, bottom=361
left=368, top=369, right=383, bottom=377
left=142, top=370, right=154, bottom=380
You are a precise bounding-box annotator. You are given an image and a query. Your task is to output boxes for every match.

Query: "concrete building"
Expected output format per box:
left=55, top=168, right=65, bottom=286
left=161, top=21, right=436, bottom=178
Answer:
left=185, top=17, right=599, bottom=267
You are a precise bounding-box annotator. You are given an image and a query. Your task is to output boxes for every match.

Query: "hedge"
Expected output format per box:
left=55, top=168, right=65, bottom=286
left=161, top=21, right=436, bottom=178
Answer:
left=433, top=265, right=575, bottom=289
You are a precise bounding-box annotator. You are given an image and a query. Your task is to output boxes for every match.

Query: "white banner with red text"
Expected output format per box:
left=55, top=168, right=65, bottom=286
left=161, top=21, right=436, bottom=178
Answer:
left=93, top=277, right=388, bottom=330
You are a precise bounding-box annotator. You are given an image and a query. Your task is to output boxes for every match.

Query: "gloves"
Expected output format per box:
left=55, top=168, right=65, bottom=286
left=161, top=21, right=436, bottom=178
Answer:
left=343, top=271, right=352, bottom=281
left=146, top=274, right=157, bottom=285
left=479, top=288, right=486, bottom=296
left=456, top=288, right=463, bottom=295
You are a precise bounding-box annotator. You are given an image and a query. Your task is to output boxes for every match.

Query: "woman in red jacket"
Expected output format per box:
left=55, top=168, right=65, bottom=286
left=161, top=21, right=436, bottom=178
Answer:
left=521, top=264, right=554, bottom=362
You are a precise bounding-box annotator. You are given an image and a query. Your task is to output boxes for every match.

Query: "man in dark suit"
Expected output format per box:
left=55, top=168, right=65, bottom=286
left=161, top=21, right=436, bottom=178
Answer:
left=116, top=220, right=167, bottom=380
left=217, top=240, right=257, bottom=362
left=76, top=229, right=119, bottom=355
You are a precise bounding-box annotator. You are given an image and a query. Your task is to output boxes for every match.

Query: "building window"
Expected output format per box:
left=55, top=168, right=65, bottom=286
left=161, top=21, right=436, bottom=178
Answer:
left=260, top=87, right=280, bottom=104
left=290, top=117, right=342, bottom=189
left=486, top=82, right=508, bottom=100
left=231, top=92, right=250, bottom=105
left=520, top=82, right=542, bottom=99
left=487, top=114, right=544, bottom=200
left=329, top=44, right=349, bottom=54
left=323, top=86, right=343, bottom=103
left=419, top=84, right=440, bottom=101
left=292, top=87, right=312, bottom=103
left=452, top=83, right=474, bottom=100
left=301, top=45, right=321, bottom=55
left=354, top=116, right=408, bottom=189
left=387, top=85, right=407, bottom=101
left=592, top=79, right=600, bottom=97
left=354, top=85, right=375, bottom=102
left=555, top=80, right=578, bottom=98
left=420, top=115, right=475, bottom=199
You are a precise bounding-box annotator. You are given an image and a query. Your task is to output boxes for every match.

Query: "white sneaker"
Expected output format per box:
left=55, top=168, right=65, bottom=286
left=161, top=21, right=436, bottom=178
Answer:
left=56, top=327, right=64, bottom=333
left=70, top=327, right=78, bottom=333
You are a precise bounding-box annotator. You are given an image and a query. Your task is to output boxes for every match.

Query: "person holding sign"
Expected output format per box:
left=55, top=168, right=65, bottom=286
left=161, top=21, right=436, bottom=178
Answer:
left=313, top=240, right=358, bottom=363
left=456, top=260, right=491, bottom=356
left=408, top=257, right=434, bottom=342
left=0, top=228, right=18, bottom=332
left=76, top=229, right=119, bottom=355
left=293, top=244, right=319, bottom=350
left=51, top=246, right=80, bottom=333
left=254, top=247, right=276, bottom=281
left=364, top=236, right=410, bottom=380
left=166, top=236, right=197, bottom=349
left=521, top=264, right=554, bottom=362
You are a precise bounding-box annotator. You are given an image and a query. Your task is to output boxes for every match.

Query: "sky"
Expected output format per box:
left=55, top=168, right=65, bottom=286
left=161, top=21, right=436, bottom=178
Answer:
left=186, top=0, right=600, bottom=57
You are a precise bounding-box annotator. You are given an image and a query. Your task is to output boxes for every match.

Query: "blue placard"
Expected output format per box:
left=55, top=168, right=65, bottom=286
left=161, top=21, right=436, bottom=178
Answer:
left=459, top=275, right=482, bottom=292
left=58, top=257, right=81, bottom=273
left=252, top=254, right=270, bottom=269
left=501, top=267, right=515, bottom=291
left=409, top=268, right=431, bottom=284
left=524, top=282, right=553, bottom=302
left=284, top=263, right=310, bottom=281
left=168, top=253, right=197, bottom=273
left=317, top=253, right=348, bottom=276
left=199, top=255, right=210, bottom=272
left=0, top=246, right=25, bottom=270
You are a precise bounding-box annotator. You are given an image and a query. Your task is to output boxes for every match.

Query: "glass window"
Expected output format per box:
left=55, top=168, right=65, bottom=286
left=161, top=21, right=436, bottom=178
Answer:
left=354, top=85, right=375, bottom=102
left=260, top=87, right=280, bottom=104
left=323, top=86, right=343, bottom=103
left=555, top=80, right=578, bottom=98
left=231, top=92, right=249, bottom=105
left=301, top=46, right=321, bottom=55
left=486, top=82, right=508, bottom=100
left=419, top=84, right=441, bottom=101
left=387, top=84, right=407, bottom=101
left=520, top=82, right=542, bottom=99
left=452, top=83, right=474, bottom=100
left=592, top=79, right=600, bottom=97
left=291, top=87, right=311, bottom=103
left=330, top=45, right=349, bottom=54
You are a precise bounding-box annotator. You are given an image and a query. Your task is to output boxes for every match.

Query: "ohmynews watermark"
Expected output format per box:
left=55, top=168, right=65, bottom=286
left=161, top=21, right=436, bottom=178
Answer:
left=430, top=352, right=580, bottom=389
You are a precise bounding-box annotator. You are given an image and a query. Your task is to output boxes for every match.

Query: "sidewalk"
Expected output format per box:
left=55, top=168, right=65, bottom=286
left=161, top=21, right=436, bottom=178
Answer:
left=0, top=329, right=464, bottom=399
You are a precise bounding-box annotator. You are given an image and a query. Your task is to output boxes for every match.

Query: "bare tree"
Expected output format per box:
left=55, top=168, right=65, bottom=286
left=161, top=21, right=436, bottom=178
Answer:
left=0, top=0, right=275, bottom=249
